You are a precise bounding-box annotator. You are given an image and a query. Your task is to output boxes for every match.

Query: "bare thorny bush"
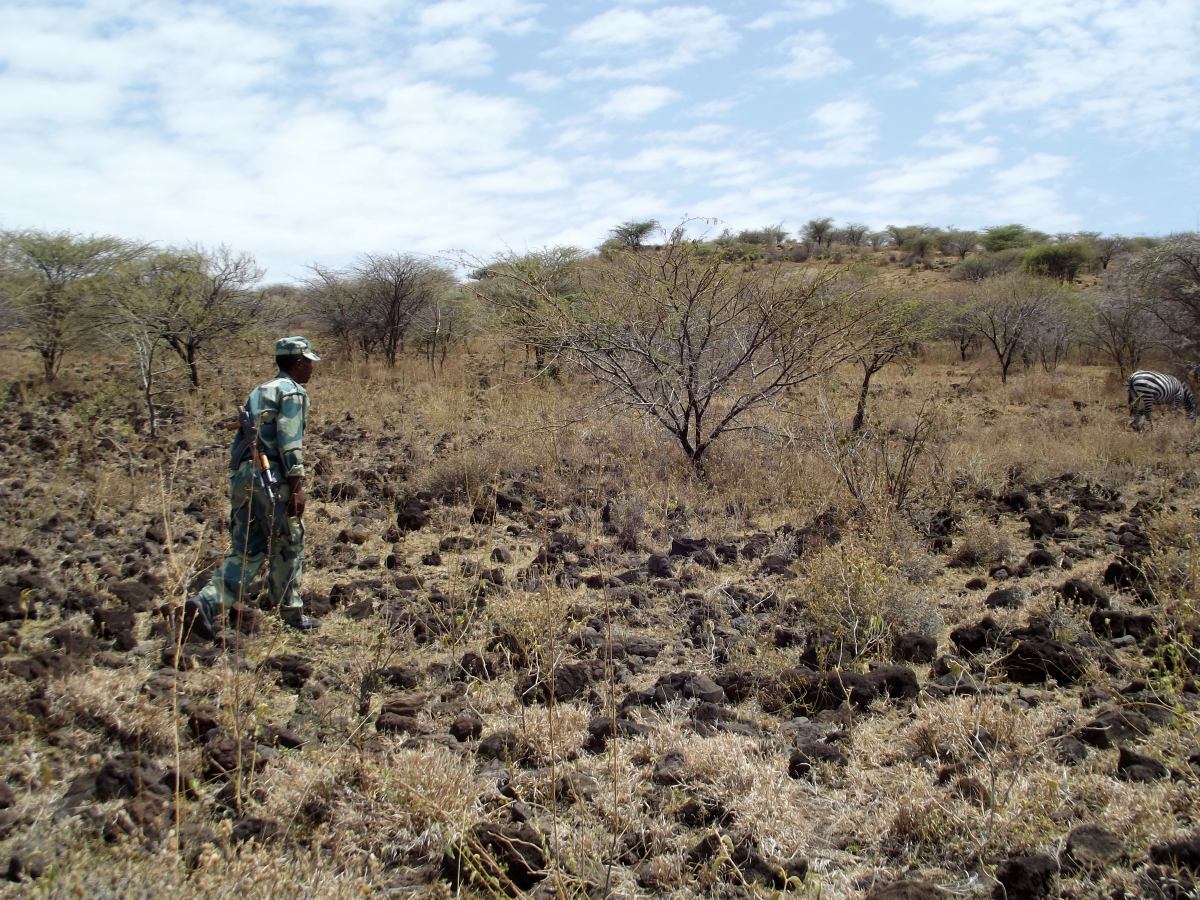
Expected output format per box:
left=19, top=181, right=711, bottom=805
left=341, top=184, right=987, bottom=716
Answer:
left=799, top=391, right=954, bottom=526
left=795, top=524, right=942, bottom=663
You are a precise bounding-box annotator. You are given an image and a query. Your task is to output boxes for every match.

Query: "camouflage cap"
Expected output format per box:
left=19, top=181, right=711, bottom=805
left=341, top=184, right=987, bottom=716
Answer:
left=275, top=336, right=321, bottom=361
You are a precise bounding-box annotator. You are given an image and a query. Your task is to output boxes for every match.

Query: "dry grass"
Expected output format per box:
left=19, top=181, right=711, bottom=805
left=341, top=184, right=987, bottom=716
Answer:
left=1, top=337, right=1198, bottom=898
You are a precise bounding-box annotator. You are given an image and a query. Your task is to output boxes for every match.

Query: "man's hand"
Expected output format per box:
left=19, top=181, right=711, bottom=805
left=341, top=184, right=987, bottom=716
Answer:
left=287, top=478, right=306, bottom=518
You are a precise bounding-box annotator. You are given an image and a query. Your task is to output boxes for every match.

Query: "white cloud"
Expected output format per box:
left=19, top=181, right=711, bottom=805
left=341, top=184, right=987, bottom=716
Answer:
left=510, top=69, right=563, bottom=92
left=562, top=5, right=737, bottom=78
left=749, top=0, right=847, bottom=30
left=866, top=142, right=1000, bottom=195
left=788, top=97, right=879, bottom=167
left=0, top=0, right=1187, bottom=278
left=551, top=126, right=613, bottom=151
left=883, top=0, right=1200, bottom=140
left=688, top=98, right=737, bottom=119
left=415, top=0, right=541, bottom=34
left=598, top=85, right=681, bottom=120
left=991, top=153, right=1072, bottom=191
left=409, top=36, right=495, bottom=76
left=770, top=31, right=851, bottom=80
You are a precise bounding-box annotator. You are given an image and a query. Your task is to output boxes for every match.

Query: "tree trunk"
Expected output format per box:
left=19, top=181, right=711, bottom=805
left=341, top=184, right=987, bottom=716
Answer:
left=852, top=368, right=874, bottom=432
left=186, top=342, right=201, bottom=389
left=41, top=347, right=58, bottom=382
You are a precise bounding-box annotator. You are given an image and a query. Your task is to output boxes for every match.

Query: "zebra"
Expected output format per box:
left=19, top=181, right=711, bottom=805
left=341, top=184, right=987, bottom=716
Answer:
left=1126, top=370, right=1197, bottom=430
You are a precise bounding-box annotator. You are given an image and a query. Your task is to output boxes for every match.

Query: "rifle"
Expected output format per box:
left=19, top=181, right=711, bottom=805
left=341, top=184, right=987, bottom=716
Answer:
left=232, top=405, right=280, bottom=505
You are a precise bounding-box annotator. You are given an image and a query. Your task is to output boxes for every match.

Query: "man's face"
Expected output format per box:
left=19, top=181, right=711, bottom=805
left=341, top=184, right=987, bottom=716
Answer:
left=291, top=357, right=314, bottom=384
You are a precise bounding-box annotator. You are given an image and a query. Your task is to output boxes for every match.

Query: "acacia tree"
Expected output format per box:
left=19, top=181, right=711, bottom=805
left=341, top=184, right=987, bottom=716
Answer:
left=1126, top=233, right=1200, bottom=360
left=502, top=226, right=873, bottom=468
left=105, top=245, right=265, bottom=388
left=840, top=223, right=869, bottom=247
left=93, top=255, right=192, bottom=436
left=847, top=284, right=940, bottom=431
left=304, top=263, right=372, bottom=361
left=305, top=254, right=449, bottom=367
left=411, top=286, right=482, bottom=374
left=1082, top=286, right=1156, bottom=378
left=472, top=246, right=586, bottom=376
left=981, top=224, right=1039, bottom=252
left=0, top=229, right=146, bottom=380
left=1090, top=235, right=1129, bottom=271
left=940, top=229, right=979, bottom=260
left=357, top=254, right=449, bottom=368
left=1023, top=241, right=1092, bottom=283
left=965, top=273, right=1060, bottom=383
left=1031, top=291, right=1088, bottom=373
left=161, top=246, right=265, bottom=388
left=804, top=217, right=835, bottom=248
left=608, top=219, right=659, bottom=251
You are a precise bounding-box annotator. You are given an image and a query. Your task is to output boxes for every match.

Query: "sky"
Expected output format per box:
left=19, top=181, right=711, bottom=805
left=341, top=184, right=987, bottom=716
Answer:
left=1, top=0, right=1198, bottom=283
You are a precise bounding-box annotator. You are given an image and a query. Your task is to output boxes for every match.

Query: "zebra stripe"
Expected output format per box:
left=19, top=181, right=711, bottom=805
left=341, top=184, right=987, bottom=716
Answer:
left=1126, top=370, right=1198, bottom=429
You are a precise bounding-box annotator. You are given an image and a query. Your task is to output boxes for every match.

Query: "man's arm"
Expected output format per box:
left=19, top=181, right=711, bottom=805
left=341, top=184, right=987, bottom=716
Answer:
left=287, top=475, right=306, bottom=518
left=277, top=391, right=307, bottom=518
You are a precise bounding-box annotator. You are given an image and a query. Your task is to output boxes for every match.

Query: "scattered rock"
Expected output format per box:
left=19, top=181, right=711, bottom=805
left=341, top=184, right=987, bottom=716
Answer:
left=1058, top=578, right=1110, bottom=609
left=375, top=713, right=424, bottom=735
left=652, top=750, right=687, bottom=786
left=1061, top=824, right=1125, bottom=872
left=395, top=495, right=432, bottom=533
left=950, top=617, right=1003, bottom=655
left=517, top=661, right=603, bottom=705
left=4, top=842, right=49, bottom=883
left=1149, top=834, right=1200, bottom=872
left=337, top=527, right=370, bottom=545
left=1116, top=745, right=1169, bottom=782
left=477, top=731, right=532, bottom=765
left=623, top=671, right=726, bottom=709
left=670, top=536, right=708, bottom=557
left=583, top=716, right=652, bottom=752
left=1024, top=549, right=1057, bottom=569
left=1089, top=609, right=1155, bottom=642
left=1076, top=708, right=1153, bottom=748
left=444, top=822, right=549, bottom=892
left=231, top=816, right=280, bottom=844
left=894, top=632, right=937, bottom=663
left=91, top=607, right=136, bottom=650
left=866, top=880, right=951, bottom=900
left=985, top=588, right=1022, bottom=610
left=262, top=654, right=312, bottom=689
left=788, top=741, right=848, bottom=778
left=450, top=714, right=483, bottom=742
left=993, top=853, right=1057, bottom=898
left=558, top=771, right=600, bottom=803
left=108, top=580, right=157, bottom=611
left=1000, top=638, right=1086, bottom=685
left=647, top=554, right=674, bottom=578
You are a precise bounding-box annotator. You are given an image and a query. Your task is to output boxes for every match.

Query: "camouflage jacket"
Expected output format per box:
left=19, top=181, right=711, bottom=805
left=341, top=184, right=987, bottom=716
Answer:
left=242, top=371, right=309, bottom=478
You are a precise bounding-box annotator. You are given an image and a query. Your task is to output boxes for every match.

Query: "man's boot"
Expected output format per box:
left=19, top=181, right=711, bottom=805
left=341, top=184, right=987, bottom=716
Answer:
left=182, top=597, right=216, bottom=642
left=281, top=609, right=321, bottom=633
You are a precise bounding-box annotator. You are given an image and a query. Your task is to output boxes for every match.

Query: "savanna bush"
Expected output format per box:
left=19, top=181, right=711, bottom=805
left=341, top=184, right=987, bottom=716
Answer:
left=417, top=444, right=501, bottom=505
left=948, top=519, right=1012, bottom=568
left=798, top=536, right=940, bottom=660
left=949, top=248, right=1024, bottom=282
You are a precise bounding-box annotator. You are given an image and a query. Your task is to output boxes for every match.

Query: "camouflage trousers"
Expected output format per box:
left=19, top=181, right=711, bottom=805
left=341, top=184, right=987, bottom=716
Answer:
left=192, top=461, right=304, bottom=617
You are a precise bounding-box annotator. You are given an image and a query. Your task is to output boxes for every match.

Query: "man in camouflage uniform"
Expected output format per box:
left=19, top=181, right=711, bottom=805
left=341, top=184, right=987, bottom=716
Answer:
left=183, top=337, right=322, bottom=638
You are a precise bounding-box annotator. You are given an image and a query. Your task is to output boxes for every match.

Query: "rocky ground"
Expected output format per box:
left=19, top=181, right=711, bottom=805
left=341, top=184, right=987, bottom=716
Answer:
left=0, top=351, right=1198, bottom=898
